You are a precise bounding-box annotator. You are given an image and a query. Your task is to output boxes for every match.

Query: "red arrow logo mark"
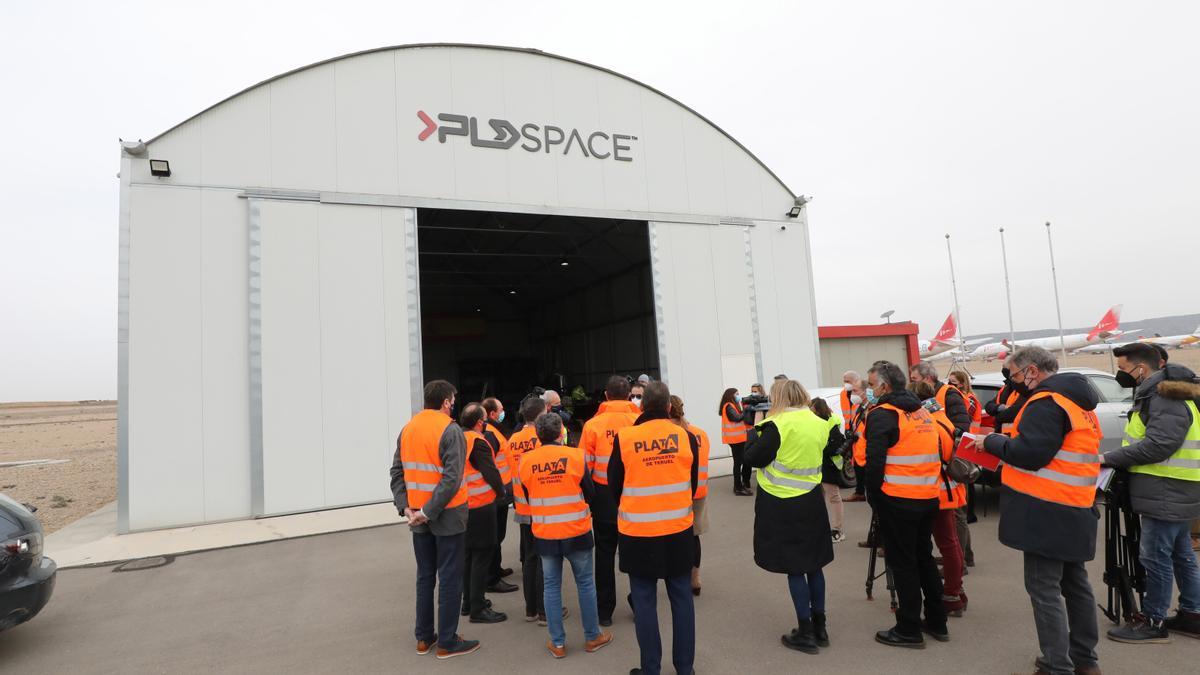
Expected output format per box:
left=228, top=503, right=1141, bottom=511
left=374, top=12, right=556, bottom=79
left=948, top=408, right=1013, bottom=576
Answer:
left=417, top=110, right=437, bottom=141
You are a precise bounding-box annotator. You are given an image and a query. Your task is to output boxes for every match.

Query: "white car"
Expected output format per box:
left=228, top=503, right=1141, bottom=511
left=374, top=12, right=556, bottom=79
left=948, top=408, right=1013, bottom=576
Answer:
left=969, top=367, right=1131, bottom=454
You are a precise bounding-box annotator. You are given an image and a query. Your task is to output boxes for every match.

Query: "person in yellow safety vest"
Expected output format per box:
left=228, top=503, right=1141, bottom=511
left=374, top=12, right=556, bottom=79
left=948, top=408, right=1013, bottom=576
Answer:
left=745, top=378, right=835, bottom=654
left=840, top=370, right=862, bottom=432
left=1102, top=343, right=1200, bottom=642
left=864, top=361, right=948, bottom=649
left=457, top=403, right=510, bottom=624
left=720, top=387, right=754, bottom=495
left=974, top=347, right=1102, bottom=675
left=480, top=397, right=518, bottom=593
left=611, top=381, right=698, bottom=675
left=579, top=375, right=641, bottom=626
left=668, top=394, right=711, bottom=596
left=809, top=397, right=848, bottom=543
left=516, top=412, right=615, bottom=659
left=389, top=379, right=481, bottom=660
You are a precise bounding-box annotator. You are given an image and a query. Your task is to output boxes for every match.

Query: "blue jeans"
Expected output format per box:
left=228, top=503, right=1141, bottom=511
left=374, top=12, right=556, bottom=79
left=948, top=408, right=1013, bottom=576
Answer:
left=787, top=570, right=826, bottom=623
left=1140, top=515, right=1200, bottom=621
left=412, top=530, right=465, bottom=648
left=629, top=573, right=695, bottom=675
left=540, top=548, right=601, bottom=647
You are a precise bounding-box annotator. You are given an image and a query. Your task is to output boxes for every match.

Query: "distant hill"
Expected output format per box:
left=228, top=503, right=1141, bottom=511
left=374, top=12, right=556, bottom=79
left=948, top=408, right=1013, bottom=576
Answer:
left=966, top=312, right=1200, bottom=343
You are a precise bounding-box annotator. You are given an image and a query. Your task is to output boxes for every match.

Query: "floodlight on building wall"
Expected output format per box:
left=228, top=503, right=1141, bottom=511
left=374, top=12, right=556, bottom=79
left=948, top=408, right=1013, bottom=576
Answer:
left=786, top=195, right=811, bottom=218
left=149, top=159, right=171, bottom=177
left=559, top=257, right=570, bottom=267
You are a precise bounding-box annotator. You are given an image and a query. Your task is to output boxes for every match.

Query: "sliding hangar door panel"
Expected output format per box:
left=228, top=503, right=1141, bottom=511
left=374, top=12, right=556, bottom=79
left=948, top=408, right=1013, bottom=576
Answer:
left=255, top=200, right=417, bottom=516
left=749, top=219, right=820, bottom=387
left=650, top=222, right=756, bottom=460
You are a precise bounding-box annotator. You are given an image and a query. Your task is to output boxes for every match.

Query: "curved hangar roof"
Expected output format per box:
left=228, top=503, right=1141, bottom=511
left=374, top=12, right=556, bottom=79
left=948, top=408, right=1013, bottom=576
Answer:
left=136, top=44, right=796, bottom=221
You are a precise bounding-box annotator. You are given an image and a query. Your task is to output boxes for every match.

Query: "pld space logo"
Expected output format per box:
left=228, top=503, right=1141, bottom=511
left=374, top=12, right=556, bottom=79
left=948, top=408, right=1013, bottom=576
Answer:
left=417, top=110, right=637, bottom=162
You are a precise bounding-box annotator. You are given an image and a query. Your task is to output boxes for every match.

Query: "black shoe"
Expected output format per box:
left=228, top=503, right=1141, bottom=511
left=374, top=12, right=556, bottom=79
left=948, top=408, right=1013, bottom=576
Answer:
left=812, top=612, right=830, bottom=647
left=487, top=580, right=519, bottom=593
left=920, top=621, right=949, bottom=642
left=462, top=598, right=493, bottom=616
left=469, top=607, right=508, bottom=624
left=966, top=513, right=978, bottom=524
left=874, top=628, right=925, bottom=649
left=499, top=567, right=514, bottom=578
left=782, top=619, right=819, bottom=654
left=1107, top=614, right=1171, bottom=643
left=1164, top=608, right=1200, bottom=639
left=599, top=617, right=613, bottom=627
left=630, top=669, right=642, bottom=675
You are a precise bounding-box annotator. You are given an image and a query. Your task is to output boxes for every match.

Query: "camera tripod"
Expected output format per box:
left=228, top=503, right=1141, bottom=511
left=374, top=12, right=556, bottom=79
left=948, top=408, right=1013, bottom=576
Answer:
left=865, top=510, right=897, bottom=612
left=1100, top=472, right=1144, bottom=625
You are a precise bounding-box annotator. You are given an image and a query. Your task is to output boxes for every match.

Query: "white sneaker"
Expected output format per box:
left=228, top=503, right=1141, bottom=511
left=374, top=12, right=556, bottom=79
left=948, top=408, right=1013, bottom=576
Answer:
left=831, top=530, right=846, bottom=543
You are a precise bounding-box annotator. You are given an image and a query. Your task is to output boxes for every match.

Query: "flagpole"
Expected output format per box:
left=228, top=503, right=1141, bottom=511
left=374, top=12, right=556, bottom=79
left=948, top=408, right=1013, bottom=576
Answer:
left=944, top=234, right=965, bottom=361
left=999, top=227, right=1016, bottom=345
left=1045, top=222, right=1068, bottom=360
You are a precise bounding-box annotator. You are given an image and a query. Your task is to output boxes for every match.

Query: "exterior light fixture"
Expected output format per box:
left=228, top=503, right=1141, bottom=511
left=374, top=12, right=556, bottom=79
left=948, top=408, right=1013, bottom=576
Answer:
left=149, top=159, right=171, bottom=177
left=559, top=257, right=570, bottom=267
left=786, top=195, right=811, bottom=218
left=509, top=290, right=517, bottom=295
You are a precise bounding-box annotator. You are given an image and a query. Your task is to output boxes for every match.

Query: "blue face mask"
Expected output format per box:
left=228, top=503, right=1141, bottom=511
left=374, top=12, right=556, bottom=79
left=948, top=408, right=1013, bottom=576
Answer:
left=497, top=411, right=506, bottom=423
left=735, top=394, right=742, bottom=403
left=865, top=388, right=878, bottom=406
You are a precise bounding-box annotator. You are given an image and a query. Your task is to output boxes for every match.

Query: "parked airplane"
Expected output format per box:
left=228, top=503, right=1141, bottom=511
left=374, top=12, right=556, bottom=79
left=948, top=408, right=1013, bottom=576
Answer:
left=918, top=313, right=992, bottom=358
left=1137, top=324, right=1200, bottom=350
left=969, top=305, right=1126, bottom=361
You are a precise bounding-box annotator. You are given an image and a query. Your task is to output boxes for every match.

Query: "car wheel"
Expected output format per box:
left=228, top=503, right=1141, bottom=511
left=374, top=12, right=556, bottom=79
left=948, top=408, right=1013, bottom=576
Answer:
left=838, top=461, right=857, bottom=489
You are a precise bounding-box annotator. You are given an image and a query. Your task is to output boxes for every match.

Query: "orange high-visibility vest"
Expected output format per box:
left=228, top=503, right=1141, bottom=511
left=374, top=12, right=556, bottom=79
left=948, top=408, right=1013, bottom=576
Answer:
left=580, top=400, right=640, bottom=485
left=876, top=403, right=942, bottom=500
left=1002, top=391, right=1102, bottom=508
left=721, top=402, right=750, bottom=444
left=840, top=389, right=855, bottom=431
left=852, top=407, right=868, bottom=467
left=616, top=419, right=695, bottom=537
left=965, top=392, right=983, bottom=435
left=507, top=426, right=541, bottom=524
left=687, top=423, right=711, bottom=500
left=996, top=387, right=1020, bottom=436
left=927, top=407, right=967, bottom=510
left=518, top=444, right=592, bottom=540
left=399, top=409, right=468, bottom=510
left=486, top=422, right=511, bottom=485
left=463, top=430, right=499, bottom=509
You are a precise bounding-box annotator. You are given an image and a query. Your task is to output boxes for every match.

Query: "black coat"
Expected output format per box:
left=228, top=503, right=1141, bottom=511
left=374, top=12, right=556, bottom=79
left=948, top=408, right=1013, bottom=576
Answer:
left=983, top=372, right=1101, bottom=562
left=820, top=423, right=846, bottom=485
left=745, top=421, right=834, bottom=574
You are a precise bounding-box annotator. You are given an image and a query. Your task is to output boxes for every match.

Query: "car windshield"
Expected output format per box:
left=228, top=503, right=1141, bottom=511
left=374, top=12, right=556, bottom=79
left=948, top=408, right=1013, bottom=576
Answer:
left=972, top=385, right=999, bottom=407
left=1088, top=374, right=1133, bottom=403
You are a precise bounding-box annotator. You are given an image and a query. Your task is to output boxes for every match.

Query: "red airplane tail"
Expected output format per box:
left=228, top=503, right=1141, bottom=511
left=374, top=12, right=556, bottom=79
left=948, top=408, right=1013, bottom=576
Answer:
left=931, top=313, right=957, bottom=344
left=1086, top=305, right=1122, bottom=341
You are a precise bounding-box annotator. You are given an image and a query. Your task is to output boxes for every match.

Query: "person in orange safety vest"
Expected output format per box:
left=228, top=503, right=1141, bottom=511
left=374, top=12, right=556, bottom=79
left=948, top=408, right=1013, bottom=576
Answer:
left=480, top=397, right=518, bottom=593
left=668, top=394, right=710, bottom=596
left=720, top=387, right=754, bottom=495
left=458, top=403, right=509, bottom=624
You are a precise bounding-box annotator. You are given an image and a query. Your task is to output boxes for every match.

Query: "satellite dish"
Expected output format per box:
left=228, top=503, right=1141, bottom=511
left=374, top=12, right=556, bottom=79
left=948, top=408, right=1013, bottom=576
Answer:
left=880, top=310, right=895, bottom=324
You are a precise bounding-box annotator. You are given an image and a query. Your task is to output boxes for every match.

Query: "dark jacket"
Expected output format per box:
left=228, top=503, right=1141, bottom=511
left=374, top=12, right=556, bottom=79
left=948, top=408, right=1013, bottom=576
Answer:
left=984, top=372, right=1101, bottom=562
left=863, top=390, right=940, bottom=513
left=609, top=410, right=699, bottom=579
left=935, top=380, right=971, bottom=435
left=745, top=418, right=835, bottom=574
left=1102, top=366, right=1200, bottom=521
left=390, top=414, right=469, bottom=536
left=985, top=381, right=1029, bottom=431
left=820, top=423, right=846, bottom=484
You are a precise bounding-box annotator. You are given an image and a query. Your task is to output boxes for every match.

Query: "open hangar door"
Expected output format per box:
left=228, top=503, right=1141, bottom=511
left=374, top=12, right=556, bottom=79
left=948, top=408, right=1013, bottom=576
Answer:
left=416, top=208, right=660, bottom=431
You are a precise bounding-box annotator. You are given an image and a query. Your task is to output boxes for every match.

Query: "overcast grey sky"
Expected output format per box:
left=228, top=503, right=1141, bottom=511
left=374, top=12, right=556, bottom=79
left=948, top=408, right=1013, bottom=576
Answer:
left=1, top=1, right=1196, bottom=400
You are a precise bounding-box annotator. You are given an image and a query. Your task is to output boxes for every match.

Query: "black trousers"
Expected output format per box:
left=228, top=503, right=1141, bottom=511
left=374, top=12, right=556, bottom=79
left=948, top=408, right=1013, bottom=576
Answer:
left=854, top=463, right=866, bottom=496
left=463, top=546, right=493, bottom=615
left=488, top=490, right=510, bottom=585
left=594, top=519, right=619, bottom=621
left=729, top=442, right=750, bottom=490
left=876, top=496, right=946, bottom=637
left=519, top=524, right=544, bottom=617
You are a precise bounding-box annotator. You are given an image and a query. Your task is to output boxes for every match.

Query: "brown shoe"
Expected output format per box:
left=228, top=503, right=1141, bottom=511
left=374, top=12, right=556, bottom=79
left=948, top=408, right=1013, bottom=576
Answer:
left=547, top=641, right=566, bottom=659
left=1075, top=665, right=1102, bottom=675
left=585, top=632, right=614, bottom=653
left=416, top=634, right=438, bottom=655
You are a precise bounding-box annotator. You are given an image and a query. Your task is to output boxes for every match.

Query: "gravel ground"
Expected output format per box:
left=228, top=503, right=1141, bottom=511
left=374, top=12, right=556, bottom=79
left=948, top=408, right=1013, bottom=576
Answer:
left=0, top=401, right=116, bottom=533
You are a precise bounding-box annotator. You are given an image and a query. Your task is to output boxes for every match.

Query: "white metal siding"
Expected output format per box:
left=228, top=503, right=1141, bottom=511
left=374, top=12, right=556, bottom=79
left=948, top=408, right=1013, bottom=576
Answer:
left=749, top=218, right=821, bottom=387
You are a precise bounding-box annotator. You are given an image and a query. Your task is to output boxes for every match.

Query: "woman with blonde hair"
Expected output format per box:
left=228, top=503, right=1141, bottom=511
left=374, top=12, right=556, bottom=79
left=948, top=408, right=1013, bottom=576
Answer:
left=746, top=379, right=835, bottom=653
left=668, top=395, right=710, bottom=596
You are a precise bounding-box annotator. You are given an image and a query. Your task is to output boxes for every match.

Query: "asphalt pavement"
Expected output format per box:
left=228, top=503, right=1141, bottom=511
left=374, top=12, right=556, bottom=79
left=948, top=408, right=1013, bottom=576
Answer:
left=3, top=481, right=1198, bottom=674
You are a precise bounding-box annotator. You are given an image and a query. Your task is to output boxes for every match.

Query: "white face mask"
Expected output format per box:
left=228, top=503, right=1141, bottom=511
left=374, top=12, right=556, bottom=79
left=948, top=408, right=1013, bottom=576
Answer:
left=850, top=394, right=863, bottom=406
left=631, top=396, right=643, bottom=409
left=843, top=382, right=853, bottom=391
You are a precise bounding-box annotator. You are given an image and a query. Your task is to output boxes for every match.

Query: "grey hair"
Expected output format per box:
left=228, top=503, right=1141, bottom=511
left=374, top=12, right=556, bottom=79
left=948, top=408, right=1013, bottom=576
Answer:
left=842, top=370, right=861, bottom=382
left=1009, top=346, right=1059, bottom=374
left=869, top=360, right=907, bottom=393
left=911, top=361, right=939, bottom=380
left=533, top=412, right=563, bottom=444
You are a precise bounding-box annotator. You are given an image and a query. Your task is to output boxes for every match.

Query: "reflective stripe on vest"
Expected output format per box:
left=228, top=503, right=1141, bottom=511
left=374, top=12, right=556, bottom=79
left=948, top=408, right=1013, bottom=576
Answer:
left=1125, top=399, right=1200, bottom=481
left=518, top=445, right=592, bottom=539
left=840, top=390, right=855, bottom=431
left=876, top=404, right=942, bottom=500
left=1002, top=391, right=1102, bottom=507
left=616, top=419, right=695, bottom=537
left=721, top=403, right=750, bottom=444
left=688, top=423, right=712, bottom=500
left=463, top=430, right=497, bottom=509
left=754, top=408, right=824, bottom=499
left=399, top=410, right=467, bottom=510
left=581, top=401, right=640, bottom=486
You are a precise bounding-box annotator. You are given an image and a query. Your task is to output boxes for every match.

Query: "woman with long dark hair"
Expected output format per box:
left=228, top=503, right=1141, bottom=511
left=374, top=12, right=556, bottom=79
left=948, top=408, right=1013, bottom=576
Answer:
left=809, top=397, right=847, bottom=543
left=719, top=388, right=753, bottom=495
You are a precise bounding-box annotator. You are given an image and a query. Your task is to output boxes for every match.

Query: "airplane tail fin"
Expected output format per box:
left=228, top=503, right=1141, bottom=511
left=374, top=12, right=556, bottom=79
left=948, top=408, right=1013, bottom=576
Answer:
left=931, top=313, right=957, bottom=344
left=1087, top=304, right=1122, bottom=341
left=1193, top=324, right=1200, bottom=337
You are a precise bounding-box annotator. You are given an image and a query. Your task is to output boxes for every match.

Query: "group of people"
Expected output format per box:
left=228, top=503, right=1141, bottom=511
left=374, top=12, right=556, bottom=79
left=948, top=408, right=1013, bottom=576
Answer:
left=391, top=343, right=1200, bottom=675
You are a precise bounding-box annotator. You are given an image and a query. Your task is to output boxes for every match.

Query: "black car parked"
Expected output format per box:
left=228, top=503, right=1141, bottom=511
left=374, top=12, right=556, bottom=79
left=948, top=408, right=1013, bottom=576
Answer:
left=0, top=492, right=56, bottom=631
